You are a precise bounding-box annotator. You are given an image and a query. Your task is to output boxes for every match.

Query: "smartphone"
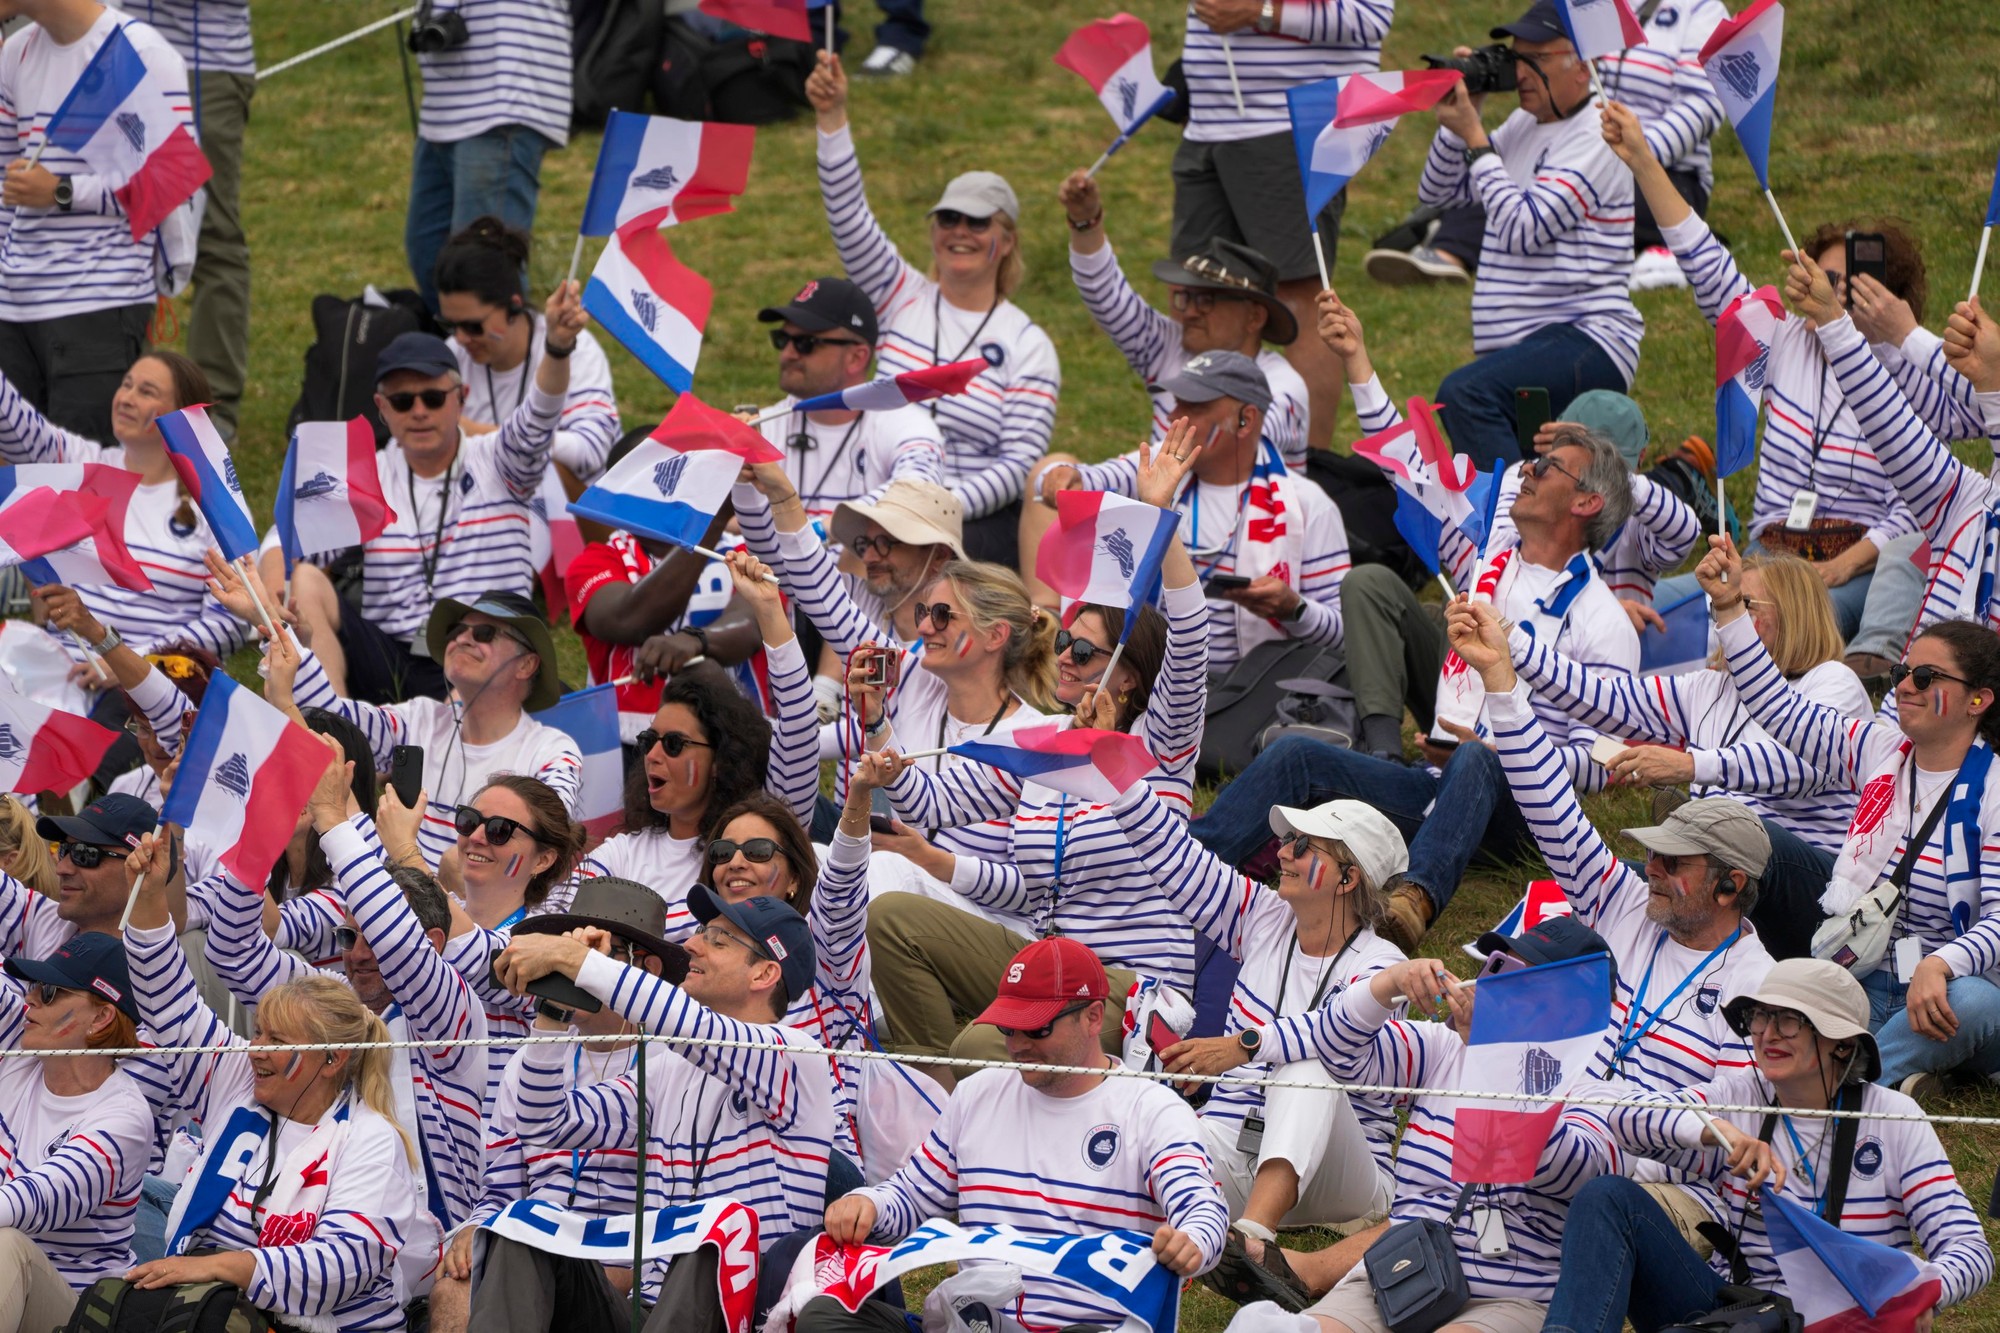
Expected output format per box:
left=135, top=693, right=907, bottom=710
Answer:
left=1147, top=1012, right=1182, bottom=1055
left=1514, top=386, right=1552, bottom=458
left=488, top=949, right=603, bottom=1016
left=1479, top=949, right=1528, bottom=979
left=388, top=745, right=424, bottom=810
left=1844, top=231, right=1888, bottom=305
left=1203, top=573, right=1252, bottom=594
left=867, top=814, right=898, bottom=835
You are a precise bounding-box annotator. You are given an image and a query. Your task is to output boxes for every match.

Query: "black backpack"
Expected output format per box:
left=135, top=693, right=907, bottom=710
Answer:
left=699, top=30, right=817, bottom=124
left=64, top=1278, right=271, bottom=1333
left=1304, top=447, right=1432, bottom=591
left=287, top=289, right=438, bottom=446
left=570, top=0, right=669, bottom=128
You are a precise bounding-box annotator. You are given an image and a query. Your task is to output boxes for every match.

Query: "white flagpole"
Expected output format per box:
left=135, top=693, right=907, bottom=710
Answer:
left=1762, top=188, right=1802, bottom=263
left=683, top=541, right=777, bottom=584
left=117, top=865, right=146, bottom=932
left=565, top=234, right=586, bottom=293
left=1310, top=228, right=1331, bottom=290
left=1972, top=227, right=1993, bottom=303
left=235, top=555, right=280, bottom=640
left=745, top=403, right=797, bottom=428
left=896, top=746, right=953, bottom=762
left=824, top=4, right=833, bottom=54
left=1436, top=573, right=1457, bottom=604
left=1219, top=37, right=1246, bottom=116
left=67, top=632, right=108, bottom=683
left=1715, top=476, right=1728, bottom=585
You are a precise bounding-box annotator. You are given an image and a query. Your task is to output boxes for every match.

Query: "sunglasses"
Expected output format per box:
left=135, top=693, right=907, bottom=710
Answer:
left=334, top=926, right=361, bottom=953
left=914, top=602, right=956, bottom=632
left=932, top=209, right=993, bottom=233
left=694, top=922, right=773, bottom=960
left=28, top=983, right=73, bottom=1006
left=445, top=622, right=527, bottom=649
left=706, top=837, right=782, bottom=865
left=1745, top=1006, right=1810, bottom=1039
left=1889, top=663, right=1969, bottom=693
left=1168, top=289, right=1248, bottom=314
left=1648, top=851, right=1710, bottom=878
left=1054, top=629, right=1109, bottom=667
left=382, top=388, right=455, bottom=412
left=636, top=729, right=712, bottom=758
left=446, top=310, right=516, bottom=338
left=1523, top=453, right=1586, bottom=487
left=769, top=330, right=867, bottom=355
left=57, top=842, right=128, bottom=869
left=849, top=534, right=905, bottom=558
left=994, top=1000, right=1093, bottom=1040
left=452, top=806, right=541, bottom=846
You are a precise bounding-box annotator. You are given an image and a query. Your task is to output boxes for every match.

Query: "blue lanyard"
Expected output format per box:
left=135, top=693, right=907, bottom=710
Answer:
left=1607, top=927, right=1741, bottom=1071
left=496, top=903, right=529, bottom=932
left=1184, top=477, right=1252, bottom=579
left=1041, top=795, right=1072, bottom=939
left=1779, top=1116, right=1825, bottom=1214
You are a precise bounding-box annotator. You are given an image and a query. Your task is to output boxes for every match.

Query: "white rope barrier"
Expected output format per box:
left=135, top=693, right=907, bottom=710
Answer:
left=255, top=8, right=418, bottom=82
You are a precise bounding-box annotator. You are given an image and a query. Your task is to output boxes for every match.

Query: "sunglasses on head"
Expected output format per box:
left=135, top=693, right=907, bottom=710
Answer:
left=706, top=837, right=782, bottom=865
left=636, top=729, right=712, bottom=758
left=1054, top=629, right=1109, bottom=667
left=445, top=622, right=526, bottom=649
left=1889, top=663, right=1969, bottom=693
left=57, top=841, right=128, bottom=869
left=1523, top=452, right=1585, bottom=487
left=769, top=330, right=865, bottom=356
left=452, top=806, right=541, bottom=846
left=382, top=388, right=455, bottom=413
left=849, top=534, right=905, bottom=558
left=914, top=602, right=956, bottom=632
left=994, top=1000, right=1092, bottom=1040
left=932, top=209, right=993, bottom=233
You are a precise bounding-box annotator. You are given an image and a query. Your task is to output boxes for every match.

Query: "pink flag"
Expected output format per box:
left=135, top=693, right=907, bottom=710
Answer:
left=648, top=393, right=785, bottom=465
left=698, top=0, right=811, bottom=42
left=793, top=359, right=988, bottom=414
left=1054, top=14, right=1175, bottom=136
left=6, top=464, right=151, bottom=592
left=1352, top=398, right=1475, bottom=518
left=1332, top=69, right=1464, bottom=128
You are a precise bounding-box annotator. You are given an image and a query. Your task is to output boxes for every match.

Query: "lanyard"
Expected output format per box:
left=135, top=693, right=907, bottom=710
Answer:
left=1041, top=794, right=1073, bottom=938
left=482, top=356, right=532, bottom=426
left=1778, top=1115, right=1825, bottom=1213
left=930, top=291, right=999, bottom=379
left=566, top=1039, right=638, bottom=1204
left=405, top=453, right=458, bottom=592
left=1606, top=926, right=1741, bottom=1072
left=928, top=695, right=1009, bottom=841
left=1185, top=476, right=1252, bottom=576
left=1273, top=925, right=1360, bottom=1018
left=496, top=903, right=529, bottom=932
left=790, top=413, right=866, bottom=509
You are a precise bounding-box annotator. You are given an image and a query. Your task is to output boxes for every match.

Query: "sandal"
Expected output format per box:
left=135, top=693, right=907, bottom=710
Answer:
left=1198, top=1230, right=1312, bottom=1312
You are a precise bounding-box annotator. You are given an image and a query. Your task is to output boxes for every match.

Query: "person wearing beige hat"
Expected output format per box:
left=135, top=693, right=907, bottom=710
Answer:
left=828, top=478, right=966, bottom=647
left=1542, top=957, right=1993, bottom=1333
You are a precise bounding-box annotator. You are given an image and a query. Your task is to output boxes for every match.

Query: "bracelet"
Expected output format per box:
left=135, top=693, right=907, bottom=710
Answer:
left=1067, top=211, right=1103, bottom=232
left=865, top=712, right=890, bottom=736
left=682, top=624, right=711, bottom=658
left=544, top=341, right=575, bottom=360
left=1710, top=598, right=1744, bottom=615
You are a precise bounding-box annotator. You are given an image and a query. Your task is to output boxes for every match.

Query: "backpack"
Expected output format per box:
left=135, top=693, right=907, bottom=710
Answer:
left=287, top=289, right=439, bottom=446
left=1199, top=637, right=1350, bottom=781
left=700, top=30, right=817, bottom=124
left=64, top=1278, right=271, bottom=1333
left=570, top=0, right=669, bottom=128
left=1303, top=448, right=1432, bottom=591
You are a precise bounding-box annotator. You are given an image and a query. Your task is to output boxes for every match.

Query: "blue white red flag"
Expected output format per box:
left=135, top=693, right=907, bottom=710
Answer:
left=579, top=112, right=754, bottom=237
left=566, top=439, right=745, bottom=551
left=1714, top=285, right=1787, bottom=478
left=1463, top=880, right=1574, bottom=962
left=0, top=482, right=102, bottom=569
left=275, top=418, right=396, bottom=574
left=1638, top=589, right=1713, bottom=675
left=645, top=391, right=786, bottom=464
left=1450, top=952, right=1612, bottom=1184
left=1034, top=491, right=1177, bottom=635
left=160, top=673, right=329, bottom=888
left=0, top=693, right=120, bottom=795
left=1286, top=71, right=1455, bottom=225
left=1054, top=14, right=1176, bottom=138
left=791, top=360, right=986, bottom=415
left=583, top=225, right=712, bottom=393
left=1761, top=1186, right=1943, bottom=1333
left=1352, top=398, right=1496, bottom=569
left=1332, top=68, right=1464, bottom=127
left=1985, top=149, right=2000, bottom=227
left=158, top=406, right=259, bottom=561
left=950, top=724, right=1158, bottom=804
left=1554, top=0, right=1647, bottom=62
left=42, top=25, right=210, bottom=239
left=530, top=684, right=624, bottom=845
left=1699, top=0, right=1784, bottom=189
left=2, top=464, right=149, bottom=591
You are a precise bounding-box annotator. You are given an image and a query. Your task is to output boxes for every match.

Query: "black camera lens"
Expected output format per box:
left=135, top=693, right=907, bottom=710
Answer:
left=1421, top=44, right=1519, bottom=96
left=408, top=7, right=470, bottom=53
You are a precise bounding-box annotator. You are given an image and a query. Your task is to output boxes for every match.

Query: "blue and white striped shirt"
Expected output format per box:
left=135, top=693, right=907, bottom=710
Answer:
left=415, top=0, right=571, bottom=147
left=1182, top=0, right=1393, bottom=143
left=114, top=0, right=254, bottom=77
left=1596, top=0, right=1726, bottom=188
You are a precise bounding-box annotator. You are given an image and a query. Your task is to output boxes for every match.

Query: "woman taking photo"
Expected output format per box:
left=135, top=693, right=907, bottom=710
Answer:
left=804, top=51, right=1059, bottom=564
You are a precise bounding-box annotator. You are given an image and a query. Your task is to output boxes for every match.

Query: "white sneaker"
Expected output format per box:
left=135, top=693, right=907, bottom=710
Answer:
left=857, top=45, right=917, bottom=77
left=1364, top=243, right=1470, bottom=287
left=1898, top=1071, right=1944, bottom=1103
left=1629, top=245, right=1688, bottom=292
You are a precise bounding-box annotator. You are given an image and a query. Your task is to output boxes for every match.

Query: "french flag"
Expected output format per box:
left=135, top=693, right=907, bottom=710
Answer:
left=1034, top=491, right=1177, bottom=633
left=275, top=419, right=396, bottom=575
left=159, top=673, right=329, bottom=888
left=531, top=684, right=624, bottom=845
left=1331, top=68, right=1465, bottom=128
left=157, top=406, right=259, bottom=561
left=1638, top=589, right=1713, bottom=675
left=584, top=224, right=712, bottom=394
left=0, top=484, right=101, bottom=569
left=1554, top=0, right=1647, bottom=62
left=950, top=724, right=1158, bottom=805
left=1987, top=148, right=2000, bottom=227
left=1352, top=399, right=1499, bottom=566
left=1450, top=952, right=1611, bottom=1184
left=1054, top=14, right=1176, bottom=138
left=3, top=464, right=150, bottom=592
left=580, top=112, right=754, bottom=237
left=792, top=360, right=987, bottom=415
left=42, top=25, right=211, bottom=240
left=1462, top=880, right=1573, bottom=962
left=0, top=693, right=121, bottom=795
left=567, top=440, right=746, bottom=551
left=1762, top=1186, right=1943, bottom=1333
left=1288, top=70, right=1458, bottom=232
left=647, top=390, right=786, bottom=464
left=1699, top=0, right=1785, bottom=189
left=1715, top=285, right=1787, bottom=478
left=698, top=0, right=813, bottom=41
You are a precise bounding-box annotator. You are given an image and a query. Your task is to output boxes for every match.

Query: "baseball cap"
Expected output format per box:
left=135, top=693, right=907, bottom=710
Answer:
left=974, top=936, right=1108, bottom=1031
left=830, top=480, right=966, bottom=560
left=1563, top=391, right=1650, bottom=471
left=513, top=877, right=689, bottom=984
left=1622, top=797, right=1772, bottom=879
left=758, top=277, right=879, bottom=347
left=1153, top=350, right=1274, bottom=413
left=1721, top=958, right=1879, bottom=1082
left=1269, top=800, right=1409, bottom=890
left=373, top=331, right=460, bottom=385
left=929, top=171, right=1019, bottom=223
left=37, top=792, right=157, bottom=851
left=1492, top=0, right=1568, bottom=44
left=1151, top=239, right=1298, bottom=345
left=1476, top=915, right=1613, bottom=969
left=7, top=932, right=140, bottom=1023
left=687, top=883, right=815, bottom=1006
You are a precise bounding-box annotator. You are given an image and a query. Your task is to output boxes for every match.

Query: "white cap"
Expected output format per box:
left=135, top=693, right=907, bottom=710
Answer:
left=930, top=171, right=1019, bottom=222
left=1269, top=800, right=1409, bottom=889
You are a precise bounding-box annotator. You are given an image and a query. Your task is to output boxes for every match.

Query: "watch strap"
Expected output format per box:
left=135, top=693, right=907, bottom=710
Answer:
left=91, top=626, right=123, bottom=655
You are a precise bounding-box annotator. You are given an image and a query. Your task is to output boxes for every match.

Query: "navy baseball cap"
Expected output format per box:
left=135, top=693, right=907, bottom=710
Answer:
left=8, top=932, right=140, bottom=1022
left=758, top=277, right=879, bottom=347
left=1492, top=0, right=1568, bottom=44
left=688, top=883, right=815, bottom=1005
left=1477, top=915, right=1613, bottom=969
left=37, top=792, right=157, bottom=851
left=374, top=331, right=460, bottom=385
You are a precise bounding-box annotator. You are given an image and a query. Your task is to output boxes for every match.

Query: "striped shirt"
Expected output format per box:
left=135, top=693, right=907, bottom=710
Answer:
left=1181, top=0, right=1393, bottom=143
left=113, top=0, right=254, bottom=77
left=455, top=320, right=619, bottom=483
left=754, top=400, right=946, bottom=531
left=1660, top=213, right=1920, bottom=550
left=0, top=12, right=190, bottom=319
left=1609, top=1073, right=1993, bottom=1305
left=857, top=1065, right=1228, bottom=1331
left=1596, top=0, right=1726, bottom=188
left=415, top=0, right=571, bottom=147
left=1509, top=627, right=1870, bottom=852
left=1881, top=325, right=1984, bottom=448
left=1418, top=100, right=1643, bottom=384
left=1069, top=240, right=1310, bottom=468
left=818, top=126, right=1058, bottom=517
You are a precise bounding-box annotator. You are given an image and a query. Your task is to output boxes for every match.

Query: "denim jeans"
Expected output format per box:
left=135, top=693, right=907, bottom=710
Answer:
left=1434, top=323, right=1628, bottom=470
left=1755, top=817, right=1836, bottom=962
left=1864, top=969, right=2000, bottom=1083
left=406, top=125, right=549, bottom=311
left=1187, top=734, right=1532, bottom=913
left=1543, top=1176, right=1729, bottom=1333
left=131, top=1172, right=179, bottom=1263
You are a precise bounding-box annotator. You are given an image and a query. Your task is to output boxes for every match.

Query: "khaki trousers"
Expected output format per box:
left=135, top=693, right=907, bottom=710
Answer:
left=0, top=1227, right=80, bottom=1333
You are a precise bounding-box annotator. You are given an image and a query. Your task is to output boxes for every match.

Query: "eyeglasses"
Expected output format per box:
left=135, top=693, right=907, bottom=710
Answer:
left=445, top=622, right=527, bottom=649
left=1523, top=453, right=1586, bottom=487
left=706, top=837, right=782, bottom=865
left=334, top=926, right=361, bottom=953
left=693, top=922, right=772, bottom=960
left=636, top=729, right=712, bottom=758
left=932, top=209, right=993, bottom=233
left=1054, top=629, right=1109, bottom=667
left=914, top=602, right=956, bottom=632
left=1745, top=1006, right=1811, bottom=1039
left=849, top=534, right=905, bottom=558
left=452, top=806, right=542, bottom=846
left=1649, top=851, right=1710, bottom=878
left=57, top=842, right=128, bottom=869
left=382, top=388, right=455, bottom=413
left=446, top=310, right=516, bottom=339
left=1168, top=289, right=1248, bottom=314
left=768, top=330, right=866, bottom=355
left=994, top=1000, right=1093, bottom=1040
left=1889, top=663, right=1970, bottom=693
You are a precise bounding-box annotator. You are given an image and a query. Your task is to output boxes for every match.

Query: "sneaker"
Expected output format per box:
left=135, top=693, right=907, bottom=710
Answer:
left=857, top=45, right=917, bottom=77
left=1378, top=877, right=1435, bottom=954
left=1365, top=244, right=1470, bottom=288
left=1898, top=1071, right=1944, bottom=1104
left=1630, top=245, right=1688, bottom=292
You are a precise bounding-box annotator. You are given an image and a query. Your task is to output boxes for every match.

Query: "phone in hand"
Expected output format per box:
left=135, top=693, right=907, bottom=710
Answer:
left=867, top=814, right=898, bottom=835
left=389, top=745, right=424, bottom=810
left=1202, top=573, right=1252, bottom=595
left=1479, top=948, right=1528, bottom=979
left=1514, top=386, right=1552, bottom=458
left=1147, top=1013, right=1183, bottom=1055
left=1844, top=231, right=1888, bottom=305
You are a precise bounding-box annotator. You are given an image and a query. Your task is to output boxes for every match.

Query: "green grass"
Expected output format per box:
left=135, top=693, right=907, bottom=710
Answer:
left=206, top=0, right=2000, bottom=1325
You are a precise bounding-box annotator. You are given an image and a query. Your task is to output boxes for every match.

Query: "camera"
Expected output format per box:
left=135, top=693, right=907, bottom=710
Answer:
left=1421, top=44, right=1519, bottom=95
left=408, top=0, right=470, bottom=53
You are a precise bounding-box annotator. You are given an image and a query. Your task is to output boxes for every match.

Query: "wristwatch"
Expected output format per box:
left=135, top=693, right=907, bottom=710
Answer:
left=1237, top=1027, right=1262, bottom=1056
left=1279, top=597, right=1309, bottom=624
left=91, top=625, right=122, bottom=655
left=1463, top=144, right=1497, bottom=167
left=52, top=176, right=71, bottom=212
left=1253, top=0, right=1278, bottom=33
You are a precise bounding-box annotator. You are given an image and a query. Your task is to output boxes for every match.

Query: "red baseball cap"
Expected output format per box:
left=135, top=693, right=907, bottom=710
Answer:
left=975, top=936, right=1108, bottom=1030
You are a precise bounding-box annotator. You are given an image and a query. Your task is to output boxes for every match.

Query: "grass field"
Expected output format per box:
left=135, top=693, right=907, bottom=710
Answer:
left=199, top=0, right=2000, bottom=1325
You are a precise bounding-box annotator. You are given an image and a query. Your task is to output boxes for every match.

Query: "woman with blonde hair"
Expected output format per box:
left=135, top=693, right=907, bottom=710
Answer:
left=0, top=798, right=55, bottom=898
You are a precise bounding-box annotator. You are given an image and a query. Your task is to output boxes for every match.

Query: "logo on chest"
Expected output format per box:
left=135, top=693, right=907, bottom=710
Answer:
left=1082, top=1123, right=1120, bottom=1170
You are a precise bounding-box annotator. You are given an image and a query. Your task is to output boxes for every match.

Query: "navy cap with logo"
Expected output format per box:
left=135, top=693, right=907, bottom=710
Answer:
left=1477, top=915, right=1614, bottom=970
left=36, top=792, right=157, bottom=851
left=7, top=932, right=141, bottom=1023
left=687, top=883, right=816, bottom=1006
left=373, top=331, right=461, bottom=385
left=1491, top=0, right=1568, bottom=44
left=757, top=277, right=879, bottom=347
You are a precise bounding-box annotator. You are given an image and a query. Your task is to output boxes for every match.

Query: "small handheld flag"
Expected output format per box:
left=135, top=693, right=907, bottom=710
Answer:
left=1552, top=0, right=1646, bottom=63
left=1761, top=1185, right=1943, bottom=1333
left=582, top=225, right=712, bottom=394
left=1973, top=148, right=2000, bottom=300
left=1698, top=0, right=1797, bottom=254
left=1714, top=285, right=1787, bottom=479
left=751, top=360, right=987, bottom=426
left=1637, top=590, right=1712, bottom=675
left=697, top=0, right=811, bottom=41
left=1035, top=491, right=1178, bottom=637
left=160, top=673, right=330, bottom=889
left=39, top=26, right=211, bottom=239
left=580, top=113, right=755, bottom=238
left=275, top=418, right=396, bottom=575
left=0, top=694, right=121, bottom=796
left=1054, top=15, right=1176, bottom=176
left=531, top=684, right=625, bottom=845
left=566, top=435, right=747, bottom=552
left=1288, top=71, right=1458, bottom=285
left=946, top=725, right=1159, bottom=805
left=1330, top=69, right=1465, bottom=128
left=157, top=406, right=260, bottom=562
left=1461, top=880, right=1574, bottom=962
left=0, top=484, right=103, bottom=570
left=4, top=463, right=151, bottom=592
left=649, top=391, right=786, bottom=464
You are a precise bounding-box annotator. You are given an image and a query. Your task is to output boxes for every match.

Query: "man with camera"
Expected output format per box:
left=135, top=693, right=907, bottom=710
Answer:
left=403, top=0, right=573, bottom=313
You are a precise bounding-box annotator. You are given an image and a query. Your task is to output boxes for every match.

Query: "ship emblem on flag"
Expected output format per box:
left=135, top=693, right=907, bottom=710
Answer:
left=653, top=455, right=688, bottom=496
left=216, top=753, right=251, bottom=800
left=0, top=728, right=20, bottom=763
left=116, top=111, right=144, bottom=153
left=1521, top=1047, right=1562, bottom=1097
left=1099, top=528, right=1135, bottom=577
left=632, top=290, right=659, bottom=333
left=1116, top=77, right=1138, bottom=121
left=1713, top=51, right=1761, bottom=99
left=632, top=164, right=680, bottom=192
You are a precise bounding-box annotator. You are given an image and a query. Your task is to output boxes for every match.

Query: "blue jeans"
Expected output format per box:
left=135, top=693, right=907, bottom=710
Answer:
left=131, top=1172, right=179, bottom=1262
left=1188, top=734, right=1530, bottom=913
left=1435, top=323, right=1627, bottom=471
left=1756, top=817, right=1836, bottom=962
left=406, top=125, right=549, bottom=311
left=1865, top=969, right=2000, bottom=1083
left=1543, top=1176, right=1729, bottom=1333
